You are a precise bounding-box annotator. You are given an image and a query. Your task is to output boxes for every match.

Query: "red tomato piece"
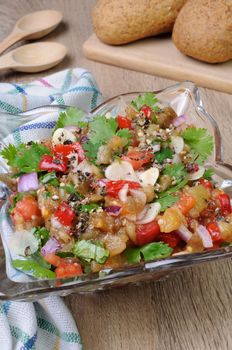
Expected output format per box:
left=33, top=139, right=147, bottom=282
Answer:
left=206, top=222, right=221, bottom=242
left=135, top=220, right=160, bottom=246
left=12, top=196, right=42, bottom=221
left=39, top=155, right=67, bottom=172
left=116, top=115, right=132, bottom=129
left=55, top=262, right=82, bottom=278
left=177, top=194, right=196, bottom=216
left=158, top=232, right=181, bottom=248
left=54, top=202, right=75, bottom=226
left=122, top=150, right=153, bottom=170
left=131, top=134, right=139, bottom=147
left=53, top=142, right=85, bottom=162
left=106, top=180, right=140, bottom=198
left=44, top=253, right=63, bottom=267
left=140, top=105, right=152, bottom=120
left=199, top=178, right=213, bottom=190
left=218, top=193, right=232, bottom=216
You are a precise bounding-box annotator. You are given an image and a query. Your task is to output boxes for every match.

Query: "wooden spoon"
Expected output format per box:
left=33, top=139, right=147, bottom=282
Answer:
left=0, top=10, right=63, bottom=55
left=0, top=42, right=67, bottom=73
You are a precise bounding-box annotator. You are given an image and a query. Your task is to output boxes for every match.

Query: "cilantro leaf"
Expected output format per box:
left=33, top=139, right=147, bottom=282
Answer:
left=131, top=92, right=159, bottom=112
left=159, top=178, right=188, bottom=198
left=116, top=128, right=132, bottom=146
left=74, top=240, right=109, bottom=264
left=89, top=116, right=118, bottom=144
left=1, top=142, right=51, bottom=173
left=39, top=172, right=59, bottom=187
left=155, top=148, right=173, bottom=164
left=80, top=203, right=100, bottom=213
left=83, top=115, right=132, bottom=161
left=12, top=258, right=55, bottom=279
left=83, top=116, right=117, bottom=161
left=124, top=242, right=173, bottom=264
left=182, top=127, right=213, bottom=164
left=203, top=168, right=214, bottom=180
left=31, top=251, right=51, bottom=269
left=63, top=183, right=77, bottom=194
left=32, top=227, right=50, bottom=248
left=163, top=164, right=187, bottom=182
left=9, top=192, right=24, bottom=214
left=54, top=107, right=87, bottom=131
left=0, top=144, right=17, bottom=165
left=83, top=141, right=98, bottom=162
left=157, top=195, right=179, bottom=212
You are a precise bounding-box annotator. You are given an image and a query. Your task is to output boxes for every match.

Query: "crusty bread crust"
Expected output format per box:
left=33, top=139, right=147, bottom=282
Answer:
left=172, top=0, right=232, bottom=63
left=92, top=0, right=187, bottom=45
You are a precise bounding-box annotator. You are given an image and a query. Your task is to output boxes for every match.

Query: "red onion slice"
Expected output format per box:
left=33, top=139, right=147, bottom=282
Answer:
left=175, top=225, right=192, bottom=242
left=196, top=225, right=213, bottom=248
left=173, top=114, right=187, bottom=127
left=18, top=172, right=39, bottom=192
left=105, top=205, right=122, bottom=216
left=41, top=237, right=61, bottom=256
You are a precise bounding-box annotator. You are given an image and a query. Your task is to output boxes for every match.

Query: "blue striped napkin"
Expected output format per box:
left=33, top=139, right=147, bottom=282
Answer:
left=0, top=68, right=102, bottom=350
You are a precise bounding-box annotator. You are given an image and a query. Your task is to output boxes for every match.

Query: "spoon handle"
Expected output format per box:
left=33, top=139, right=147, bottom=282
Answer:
left=0, top=30, right=24, bottom=55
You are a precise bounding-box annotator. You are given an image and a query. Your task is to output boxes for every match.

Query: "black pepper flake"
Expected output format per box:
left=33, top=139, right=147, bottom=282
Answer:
left=75, top=212, right=89, bottom=234
left=68, top=193, right=82, bottom=202
left=64, top=140, right=73, bottom=145
left=53, top=159, right=62, bottom=165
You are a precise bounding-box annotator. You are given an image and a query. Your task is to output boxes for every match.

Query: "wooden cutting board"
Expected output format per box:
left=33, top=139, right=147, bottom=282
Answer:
left=83, top=34, right=232, bottom=94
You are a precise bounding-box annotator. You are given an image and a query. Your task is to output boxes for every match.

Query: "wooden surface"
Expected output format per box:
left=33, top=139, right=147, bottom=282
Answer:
left=1, top=1, right=232, bottom=349
left=83, top=33, right=232, bottom=94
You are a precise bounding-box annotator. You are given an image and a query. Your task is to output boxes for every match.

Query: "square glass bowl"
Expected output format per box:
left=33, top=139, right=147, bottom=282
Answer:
left=0, top=81, right=232, bottom=301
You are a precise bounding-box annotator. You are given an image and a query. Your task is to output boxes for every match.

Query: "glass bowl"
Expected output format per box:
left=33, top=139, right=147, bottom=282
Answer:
left=0, top=81, right=232, bottom=301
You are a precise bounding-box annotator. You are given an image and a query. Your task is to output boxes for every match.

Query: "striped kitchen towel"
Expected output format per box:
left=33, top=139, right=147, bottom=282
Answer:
left=0, top=68, right=102, bottom=350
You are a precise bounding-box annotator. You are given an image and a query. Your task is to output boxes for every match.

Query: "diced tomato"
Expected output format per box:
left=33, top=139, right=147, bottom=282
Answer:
left=158, top=232, right=181, bottom=248
left=218, top=193, right=232, bottom=216
left=122, top=150, right=153, bottom=170
left=54, top=202, right=75, bottom=226
left=55, top=262, right=82, bottom=278
left=39, top=155, right=67, bottom=172
left=140, top=105, right=152, bottom=120
left=53, top=142, right=85, bottom=162
left=116, top=115, right=132, bottom=129
left=206, top=222, right=221, bottom=242
left=44, top=253, right=63, bottom=267
left=44, top=254, right=83, bottom=277
left=135, top=220, right=160, bottom=246
left=106, top=180, right=140, bottom=198
left=11, top=195, right=42, bottom=221
left=131, top=134, right=139, bottom=147
left=177, top=194, right=196, bottom=216
left=199, top=178, right=213, bottom=190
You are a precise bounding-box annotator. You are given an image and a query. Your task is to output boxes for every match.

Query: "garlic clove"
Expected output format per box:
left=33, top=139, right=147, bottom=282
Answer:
left=52, top=128, right=76, bottom=145
left=105, top=161, right=138, bottom=182
left=137, top=167, right=159, bottom=186
left=173, top=153, right=181, bottom=164
left=8, top=230, right=39, bottom=256
left=188, top=165, right=205, bottom=181
left=136, top=202, right=161, bottom=224
left=171, top=136, right=184, bottom=154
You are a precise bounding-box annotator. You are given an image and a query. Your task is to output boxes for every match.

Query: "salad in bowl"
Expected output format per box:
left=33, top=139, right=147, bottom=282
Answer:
left=1, top=91, right=232, bottom=281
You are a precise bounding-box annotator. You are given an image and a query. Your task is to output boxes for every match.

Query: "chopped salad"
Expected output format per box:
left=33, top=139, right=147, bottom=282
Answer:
left=1, top=92, right=232, bottom=280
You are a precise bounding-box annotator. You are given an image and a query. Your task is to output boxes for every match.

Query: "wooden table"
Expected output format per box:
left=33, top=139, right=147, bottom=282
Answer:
left=1, top=1, right=232, bottom=349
